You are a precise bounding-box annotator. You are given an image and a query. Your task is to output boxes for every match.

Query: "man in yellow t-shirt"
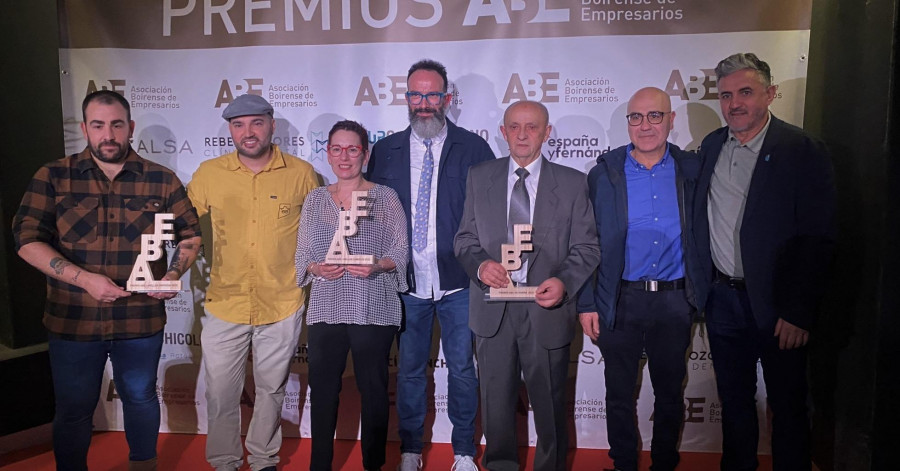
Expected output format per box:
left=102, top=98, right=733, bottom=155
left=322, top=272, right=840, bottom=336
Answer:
left=188, top=94, right=319, bottom=471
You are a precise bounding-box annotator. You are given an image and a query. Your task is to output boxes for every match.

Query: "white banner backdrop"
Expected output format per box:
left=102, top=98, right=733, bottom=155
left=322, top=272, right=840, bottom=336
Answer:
left=57, top=0, right=815, bottom=453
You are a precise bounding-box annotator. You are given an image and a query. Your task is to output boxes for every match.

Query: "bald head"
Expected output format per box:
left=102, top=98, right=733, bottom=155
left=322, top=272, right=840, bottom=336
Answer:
left=627, top=87, right=672, bottom=114
left=625, top=87, right=675, bottom=164
left=504, top=100, right=549, bottom=128
left=501, top=100, right=552, bottom=167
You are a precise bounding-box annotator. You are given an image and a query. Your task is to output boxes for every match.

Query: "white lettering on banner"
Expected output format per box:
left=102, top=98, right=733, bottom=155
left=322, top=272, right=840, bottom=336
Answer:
left=206, top=0, right=238, bottom=35
left=407, top=0, right=442, bottom=27
left=285, top=0, right=330, bottom=30
left=166, top=0, right=449, bottom=35
left=463, top=0, right=569, bottom=26
left=361, top=0, right=397, bottom=28
left=247, top=0, right=277, bottom=32
left=163, top=0, right=196, bottom=36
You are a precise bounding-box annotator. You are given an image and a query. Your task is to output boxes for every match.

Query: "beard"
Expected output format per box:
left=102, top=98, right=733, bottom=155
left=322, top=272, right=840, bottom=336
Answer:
left=88, top=139, right=130, bottom=163
left=408, top=105, right=447, bottom=139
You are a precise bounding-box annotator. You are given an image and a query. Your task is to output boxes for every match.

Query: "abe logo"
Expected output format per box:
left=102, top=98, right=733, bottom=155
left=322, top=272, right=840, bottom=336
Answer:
left=354, top=76, right=408, bottom=106
left=664, top=69, right=718, bottom=101
left=462, top=0, right=569, bottom=25
left=502, top=73, right=560, bottom=104
left=86, top=79, right=126, bottom=96
left=684, top=396, right=706, bottom=423
left=215, top=78, right=264, bottom=108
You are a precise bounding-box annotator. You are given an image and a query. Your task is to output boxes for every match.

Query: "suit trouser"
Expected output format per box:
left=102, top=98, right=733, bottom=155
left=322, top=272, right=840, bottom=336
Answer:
left=598, top=286, right=693, bottom=471
left=705, top=281, right=811, bottom=471
left=307, top=322, right=396, bottom=471
left=201, top=309, right=304, bottom=471
left=476, top=304, right=569, bottom=471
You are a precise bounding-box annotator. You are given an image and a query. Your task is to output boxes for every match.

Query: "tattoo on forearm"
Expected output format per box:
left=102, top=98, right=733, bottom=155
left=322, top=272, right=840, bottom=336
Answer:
left=50, top=257, right=72, bottom=276
left=166, top=242, right=195, bottom=277
left=72, top=270, right=82, bottom=283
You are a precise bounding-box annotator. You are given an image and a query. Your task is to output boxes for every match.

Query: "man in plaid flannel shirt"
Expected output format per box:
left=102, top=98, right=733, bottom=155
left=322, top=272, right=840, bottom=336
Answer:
left=12, top=90, right=201, bottom=471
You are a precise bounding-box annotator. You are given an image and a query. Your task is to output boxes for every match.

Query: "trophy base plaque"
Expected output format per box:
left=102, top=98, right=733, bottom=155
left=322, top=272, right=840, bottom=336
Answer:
left=127, top=279, right=182, bottom=293
left=324, top=254, right=377, bottom=265
left=486, top=285, right=537, bottom=302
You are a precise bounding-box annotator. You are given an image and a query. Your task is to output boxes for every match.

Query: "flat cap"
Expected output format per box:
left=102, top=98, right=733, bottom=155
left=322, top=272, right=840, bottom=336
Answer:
left=222, top=94, right=274, bottom=120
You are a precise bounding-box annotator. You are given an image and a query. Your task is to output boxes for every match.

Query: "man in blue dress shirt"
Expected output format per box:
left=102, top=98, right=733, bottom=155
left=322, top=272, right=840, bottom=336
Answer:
left=578, top=87, right=703, bottom=471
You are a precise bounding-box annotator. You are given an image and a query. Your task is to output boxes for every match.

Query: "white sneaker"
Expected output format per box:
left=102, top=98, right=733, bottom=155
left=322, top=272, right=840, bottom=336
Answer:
left=451, top=455, right=478, bottom=471
left=397, top=452, right=423, bottom=471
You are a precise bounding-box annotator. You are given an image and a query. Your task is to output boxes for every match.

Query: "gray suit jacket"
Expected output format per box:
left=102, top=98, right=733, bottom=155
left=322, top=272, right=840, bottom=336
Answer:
left=454, top=157, right=601, bottom=350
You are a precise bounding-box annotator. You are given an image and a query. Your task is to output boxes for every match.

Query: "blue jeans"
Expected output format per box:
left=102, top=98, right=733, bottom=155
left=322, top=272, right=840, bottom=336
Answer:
left=48, top=330, right=164, bottom=471
left=397, top=289, right=478, bottom=457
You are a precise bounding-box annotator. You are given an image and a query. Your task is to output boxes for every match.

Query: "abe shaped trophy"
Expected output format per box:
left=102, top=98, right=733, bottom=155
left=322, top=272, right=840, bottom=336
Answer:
left=324, top=190, right=376, bottom=265
left=127, top=213, right=181, bottom=292
left=487, top=223, right=536, bottom=302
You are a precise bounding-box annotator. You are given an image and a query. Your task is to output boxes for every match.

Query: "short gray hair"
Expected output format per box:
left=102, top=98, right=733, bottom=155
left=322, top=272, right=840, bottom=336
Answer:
left=715, top=53, right=772, bottom=87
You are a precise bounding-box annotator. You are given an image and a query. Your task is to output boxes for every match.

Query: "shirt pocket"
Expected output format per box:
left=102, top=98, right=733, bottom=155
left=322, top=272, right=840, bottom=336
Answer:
left=270, top=197, right=302, bottom=227
left=123, top=196, right=165, bottom=243
left=57, top=195, right=99, bottom=244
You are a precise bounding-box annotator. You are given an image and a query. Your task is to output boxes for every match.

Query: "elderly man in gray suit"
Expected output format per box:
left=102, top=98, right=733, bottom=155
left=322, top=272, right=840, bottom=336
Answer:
left=455, top=100, right=601, bottom=471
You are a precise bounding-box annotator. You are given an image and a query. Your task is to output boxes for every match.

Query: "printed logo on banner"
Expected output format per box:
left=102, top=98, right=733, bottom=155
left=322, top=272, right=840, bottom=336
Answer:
left=308, top=131, right=329, bottom=162
left=664, top=69, right=786, bottom=101
left=665, top=69, right=719, bottom=101
left=684, top=396, right=708, bottom=423
left=503, top=73, right=622, bottom=105
left=215, top=79, right=264, bottom=107
left=502, top=73, right=560, bottom=104
left=572, top=397, right=606, bottom=420
left=354, top=76, right=408, bottom=106
left=546, top=136, right=609, bottom=161
left=87, top=79, right=181, bottom=111
left=689, top=348, right=713, bottom=372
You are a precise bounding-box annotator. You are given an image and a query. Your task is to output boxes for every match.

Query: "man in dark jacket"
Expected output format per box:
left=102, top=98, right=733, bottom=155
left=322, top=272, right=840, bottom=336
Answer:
left=693, top=53, right=836, bottom=471
left=578, top=87, right=702, bottom=471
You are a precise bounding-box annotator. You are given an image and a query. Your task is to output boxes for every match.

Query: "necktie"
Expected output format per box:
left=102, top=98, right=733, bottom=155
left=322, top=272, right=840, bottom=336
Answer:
left=508, top=167, right=530, bottom=243
left=412, top=139, right=433, bottom=252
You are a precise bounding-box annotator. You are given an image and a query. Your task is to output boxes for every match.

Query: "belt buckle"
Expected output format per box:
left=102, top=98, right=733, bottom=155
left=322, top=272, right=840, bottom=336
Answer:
left=645, top=280, right=658, bottom=292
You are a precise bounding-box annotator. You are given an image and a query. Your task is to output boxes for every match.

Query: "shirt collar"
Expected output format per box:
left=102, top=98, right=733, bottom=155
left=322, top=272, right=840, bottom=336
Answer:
left=508, top=154, right=543, bottom=180
left=727, top=112, right=771, bottom=154
left=624, top=143, right=671, bottom=170
left=224, top=144, right=287, bottom=172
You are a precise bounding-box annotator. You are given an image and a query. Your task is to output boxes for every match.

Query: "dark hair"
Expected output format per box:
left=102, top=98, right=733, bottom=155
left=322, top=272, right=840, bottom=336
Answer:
left=715, top=53, right=772, bottom=87
left=328, top=120, right=370, bottom=153
left=407, top=59, right=449, bottom=92
left=82, top=90, right=131, bottom=122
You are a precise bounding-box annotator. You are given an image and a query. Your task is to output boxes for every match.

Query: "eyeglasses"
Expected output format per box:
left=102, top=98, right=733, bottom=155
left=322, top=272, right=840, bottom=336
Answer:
left=327, top=144, right=363, bottom=157
left=626, top=111, right=668, bottom=126
left=405, top=91, right=447, bottom=105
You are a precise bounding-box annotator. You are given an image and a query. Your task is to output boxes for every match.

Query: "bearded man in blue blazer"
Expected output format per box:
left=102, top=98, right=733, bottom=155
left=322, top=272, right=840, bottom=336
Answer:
left=366, top=59, right=494, bottom=471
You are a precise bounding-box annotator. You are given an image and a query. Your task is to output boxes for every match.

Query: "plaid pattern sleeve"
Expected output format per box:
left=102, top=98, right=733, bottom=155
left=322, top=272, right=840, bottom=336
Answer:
left=11, top=149, right=201, bottom=341
left=296, top=184, right=409, bottom=326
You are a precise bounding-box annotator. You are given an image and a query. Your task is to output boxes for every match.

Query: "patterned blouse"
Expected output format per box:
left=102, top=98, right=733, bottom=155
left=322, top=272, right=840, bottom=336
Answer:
left=295, top=184, right=408, bottom=326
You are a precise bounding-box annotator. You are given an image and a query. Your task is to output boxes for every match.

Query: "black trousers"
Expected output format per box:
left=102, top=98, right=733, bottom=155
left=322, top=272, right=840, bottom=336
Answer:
left=705, top=281, right=811, bottom=471
left=597, top=286, right=693, bottom=471
left=307, top=323, right=397, bottom=471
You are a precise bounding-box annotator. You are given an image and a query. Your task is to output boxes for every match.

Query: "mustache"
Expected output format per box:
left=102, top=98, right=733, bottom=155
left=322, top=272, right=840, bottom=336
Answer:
left=414, top=107, right=439, bottom=115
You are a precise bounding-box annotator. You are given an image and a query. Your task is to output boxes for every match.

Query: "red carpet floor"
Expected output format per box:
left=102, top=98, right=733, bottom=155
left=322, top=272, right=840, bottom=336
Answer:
left=0, top=432, right=773, bottom=470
